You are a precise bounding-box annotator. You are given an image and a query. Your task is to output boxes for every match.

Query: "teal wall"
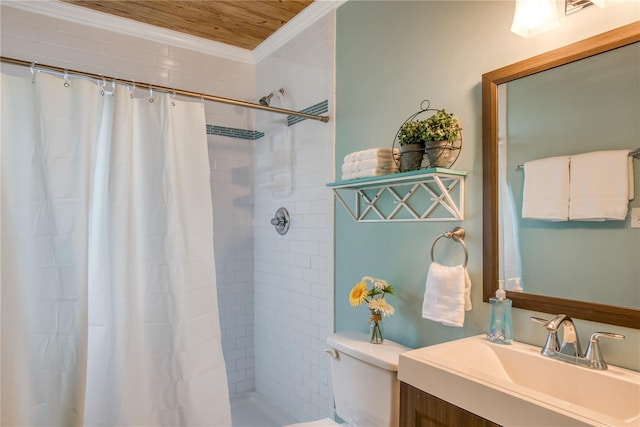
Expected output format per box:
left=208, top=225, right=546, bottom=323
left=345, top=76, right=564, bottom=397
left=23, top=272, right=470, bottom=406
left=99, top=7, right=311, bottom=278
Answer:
left=334, top=0, right=640, bottom=369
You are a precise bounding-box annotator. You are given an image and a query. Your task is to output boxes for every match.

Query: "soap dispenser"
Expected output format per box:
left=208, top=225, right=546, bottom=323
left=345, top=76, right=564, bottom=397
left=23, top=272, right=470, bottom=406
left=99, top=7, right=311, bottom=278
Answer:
left=509, top=277, right=523, bottom=292
left=487, top=280, right=513, bottom=344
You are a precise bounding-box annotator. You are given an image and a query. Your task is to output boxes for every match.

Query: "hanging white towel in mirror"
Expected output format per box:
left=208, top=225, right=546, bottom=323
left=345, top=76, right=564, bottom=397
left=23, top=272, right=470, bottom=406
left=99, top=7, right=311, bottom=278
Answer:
left=569, top=150, right=632, bottom=220
left=522, top=156, right=570, bottom=221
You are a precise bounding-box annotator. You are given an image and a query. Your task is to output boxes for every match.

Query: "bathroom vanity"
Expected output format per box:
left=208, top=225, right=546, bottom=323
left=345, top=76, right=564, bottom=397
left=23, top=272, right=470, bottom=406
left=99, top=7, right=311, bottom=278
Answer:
left=400, top=382, right=499, bottom=426
left=397, top=335, right=640, bottom=427
left=395, top=23, right=637, bottom=427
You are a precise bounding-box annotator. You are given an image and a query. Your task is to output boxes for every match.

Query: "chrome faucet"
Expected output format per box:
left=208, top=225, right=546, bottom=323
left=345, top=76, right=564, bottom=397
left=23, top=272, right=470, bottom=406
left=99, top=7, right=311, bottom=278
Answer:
left=530, top=314, right=624, bottom=370
left=534, top=314, right=582, bottom=357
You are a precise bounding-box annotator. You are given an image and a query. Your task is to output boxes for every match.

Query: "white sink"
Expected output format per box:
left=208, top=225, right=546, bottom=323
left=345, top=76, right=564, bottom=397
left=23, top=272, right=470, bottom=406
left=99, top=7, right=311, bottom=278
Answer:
left=398, top=335, right=640, bottom=426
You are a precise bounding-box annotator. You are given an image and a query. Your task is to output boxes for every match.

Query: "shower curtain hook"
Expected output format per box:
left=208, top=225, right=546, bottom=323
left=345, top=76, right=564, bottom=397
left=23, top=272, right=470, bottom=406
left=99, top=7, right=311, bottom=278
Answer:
left=99, top=75, right=106, bottom=96
left=129, top=82, right=136, bottom=98
left=30, top=62, right=36, bottom=85
left=171, top=89, right=177, bottom=106
left=148, top=85, right=154, bottom=103
left=63, top=69, right=70, bottom=87
left=200, top=95, right=204, bottom=106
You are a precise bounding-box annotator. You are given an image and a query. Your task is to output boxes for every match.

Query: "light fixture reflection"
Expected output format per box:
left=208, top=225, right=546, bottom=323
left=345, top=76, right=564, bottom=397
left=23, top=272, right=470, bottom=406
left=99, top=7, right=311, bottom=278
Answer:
left=511, top=0, right=560, bottom=38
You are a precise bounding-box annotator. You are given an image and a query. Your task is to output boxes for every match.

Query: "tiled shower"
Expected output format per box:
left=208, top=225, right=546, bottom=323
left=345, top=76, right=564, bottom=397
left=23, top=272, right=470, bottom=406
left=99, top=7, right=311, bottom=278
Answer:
left=253, top=14, right=335, bottom=420
left=0, top=4, right=336, bottom=423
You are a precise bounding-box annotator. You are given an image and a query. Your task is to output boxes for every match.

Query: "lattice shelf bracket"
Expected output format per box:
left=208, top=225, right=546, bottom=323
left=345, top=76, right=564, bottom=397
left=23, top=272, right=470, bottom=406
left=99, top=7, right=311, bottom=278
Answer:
left=327, top=168, right=467, bottom=222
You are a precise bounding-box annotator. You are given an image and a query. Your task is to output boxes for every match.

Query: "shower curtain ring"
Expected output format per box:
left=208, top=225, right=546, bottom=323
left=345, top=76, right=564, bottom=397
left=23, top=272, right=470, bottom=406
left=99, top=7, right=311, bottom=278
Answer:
left=171, top=89, right=176, bottom=106
left=63, top=69, right=70, bottom=87
left=149, top=86, right=154, bottom=103
left=99, top=75, right=106, bottom=95
left=30, top=62, right=36, bottom=84
left=130, top=82, right=136, bottom=98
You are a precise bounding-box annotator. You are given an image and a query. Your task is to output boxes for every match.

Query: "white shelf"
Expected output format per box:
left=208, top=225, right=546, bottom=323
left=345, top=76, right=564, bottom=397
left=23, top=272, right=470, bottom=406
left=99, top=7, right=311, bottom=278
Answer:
left=327, top=168, right=467, bottom=222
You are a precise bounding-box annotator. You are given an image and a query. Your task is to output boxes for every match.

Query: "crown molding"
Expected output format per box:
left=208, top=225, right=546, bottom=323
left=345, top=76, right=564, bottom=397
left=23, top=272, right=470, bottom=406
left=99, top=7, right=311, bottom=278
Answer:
left=3, top=0, right=345, bottom=65
left=3, top=0, right=254, bottom=63
left=252, top=0, right=346, bottom=63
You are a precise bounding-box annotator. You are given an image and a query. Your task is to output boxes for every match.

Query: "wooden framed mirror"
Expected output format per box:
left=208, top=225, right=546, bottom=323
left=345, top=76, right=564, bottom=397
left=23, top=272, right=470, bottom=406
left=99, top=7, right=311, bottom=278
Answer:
left=482, top=22, right=640, bottom=329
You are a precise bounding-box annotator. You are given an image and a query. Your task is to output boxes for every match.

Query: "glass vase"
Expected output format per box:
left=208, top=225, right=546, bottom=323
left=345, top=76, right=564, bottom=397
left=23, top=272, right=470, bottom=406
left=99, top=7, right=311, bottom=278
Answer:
left=369, top=310, right=384, bottom=344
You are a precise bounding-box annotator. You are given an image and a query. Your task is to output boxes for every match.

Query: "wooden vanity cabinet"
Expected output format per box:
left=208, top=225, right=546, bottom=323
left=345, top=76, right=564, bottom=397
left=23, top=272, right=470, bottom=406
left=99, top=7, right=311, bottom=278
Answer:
left=400, top=382, right=501, bottom=427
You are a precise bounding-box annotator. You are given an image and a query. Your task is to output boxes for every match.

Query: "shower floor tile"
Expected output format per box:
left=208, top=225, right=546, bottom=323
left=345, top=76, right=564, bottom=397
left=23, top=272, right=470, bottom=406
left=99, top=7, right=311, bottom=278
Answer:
left=230, top=392, right=297, bottom=427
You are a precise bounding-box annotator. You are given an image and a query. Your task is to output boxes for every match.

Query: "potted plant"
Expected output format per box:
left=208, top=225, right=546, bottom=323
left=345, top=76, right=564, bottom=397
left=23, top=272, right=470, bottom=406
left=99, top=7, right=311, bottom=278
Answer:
left=397, top=119, right=428, bottom=172
left=423, top=109, right=462, bottom=167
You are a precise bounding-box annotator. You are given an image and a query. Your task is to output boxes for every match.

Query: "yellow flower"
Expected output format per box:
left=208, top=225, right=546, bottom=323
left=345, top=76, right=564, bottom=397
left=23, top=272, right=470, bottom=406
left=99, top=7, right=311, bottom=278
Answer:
left=349, top=281, right=368, bottom=306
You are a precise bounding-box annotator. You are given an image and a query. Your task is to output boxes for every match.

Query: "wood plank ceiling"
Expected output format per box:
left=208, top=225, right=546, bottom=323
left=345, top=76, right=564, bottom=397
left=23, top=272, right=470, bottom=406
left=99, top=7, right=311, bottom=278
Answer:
left=60, top=0, right=315, bottom=50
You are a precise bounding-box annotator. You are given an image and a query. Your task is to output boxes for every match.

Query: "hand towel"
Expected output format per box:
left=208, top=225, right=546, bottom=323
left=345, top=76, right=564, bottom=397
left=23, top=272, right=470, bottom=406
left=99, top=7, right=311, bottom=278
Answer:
left=341, top=158, right=399, bottom=174
left=522, top=156, right=570, bottom=221
left=343, top=148, right=399, bottom=163
left=421, top=262, right=472, bottom=327
left=569, top=150, right=632, bottom=220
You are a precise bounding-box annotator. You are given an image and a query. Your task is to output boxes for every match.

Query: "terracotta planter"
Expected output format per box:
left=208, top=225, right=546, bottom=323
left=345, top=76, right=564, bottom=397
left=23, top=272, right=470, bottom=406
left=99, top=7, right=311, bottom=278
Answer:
left=399, top=143, right=424, bottom=172
left=425, top=140, right=452, bottom=167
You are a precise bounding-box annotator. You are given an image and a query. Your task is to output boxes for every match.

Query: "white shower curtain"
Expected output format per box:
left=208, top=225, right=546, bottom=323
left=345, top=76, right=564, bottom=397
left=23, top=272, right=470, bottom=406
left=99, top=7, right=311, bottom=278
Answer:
left=1, top=71, right=231, bottom=426
left=497, top=84, right=522, bottom=286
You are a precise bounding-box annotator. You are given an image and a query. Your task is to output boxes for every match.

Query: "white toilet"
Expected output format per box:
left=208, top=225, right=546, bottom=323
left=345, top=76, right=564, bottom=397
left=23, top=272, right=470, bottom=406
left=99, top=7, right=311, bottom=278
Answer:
left=286, top=330, right=411, bottom=427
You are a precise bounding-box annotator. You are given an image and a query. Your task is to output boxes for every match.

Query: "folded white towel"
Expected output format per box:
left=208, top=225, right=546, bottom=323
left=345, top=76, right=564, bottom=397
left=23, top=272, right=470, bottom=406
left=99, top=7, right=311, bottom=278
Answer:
left=569, top=150, right=632, bottom=220
left=341, top=166, right=398, bottom=180
left=341, top=158, right=398, bottom=174
left=343, top=148, right=400, bottom=163
left=522, top=156, right=570, bottom=221
left=628, top=156, right=635, bottom=200
left=421, top=262, right=472, bottom=328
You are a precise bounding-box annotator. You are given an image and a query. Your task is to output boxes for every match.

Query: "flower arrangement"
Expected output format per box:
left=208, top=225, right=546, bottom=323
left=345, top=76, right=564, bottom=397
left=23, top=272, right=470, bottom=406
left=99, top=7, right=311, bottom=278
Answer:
left=349, top=276, right=395, bottom=343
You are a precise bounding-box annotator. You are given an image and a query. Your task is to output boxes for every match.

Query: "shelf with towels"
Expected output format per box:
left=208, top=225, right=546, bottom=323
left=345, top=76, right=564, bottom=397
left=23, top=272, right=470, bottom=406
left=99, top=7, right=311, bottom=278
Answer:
left=326, top=168, right=467, bottom=222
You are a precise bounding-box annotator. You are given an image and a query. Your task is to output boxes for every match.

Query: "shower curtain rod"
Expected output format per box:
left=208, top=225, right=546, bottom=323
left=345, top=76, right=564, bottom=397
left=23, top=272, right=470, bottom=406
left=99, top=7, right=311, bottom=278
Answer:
left=0, top=56, right=330, bottom=123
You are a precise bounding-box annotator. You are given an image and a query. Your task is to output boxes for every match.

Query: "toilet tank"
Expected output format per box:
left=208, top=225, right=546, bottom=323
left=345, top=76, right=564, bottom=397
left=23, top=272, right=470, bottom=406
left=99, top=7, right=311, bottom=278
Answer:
left=327, top=331, right=411, bottom=427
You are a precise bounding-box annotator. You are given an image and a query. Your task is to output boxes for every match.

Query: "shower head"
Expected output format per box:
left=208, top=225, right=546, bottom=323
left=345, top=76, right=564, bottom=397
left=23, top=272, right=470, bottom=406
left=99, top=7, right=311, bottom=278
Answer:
left=259, top=93, right=273, bottom=106
left=258, top=88, right=285, bottom=107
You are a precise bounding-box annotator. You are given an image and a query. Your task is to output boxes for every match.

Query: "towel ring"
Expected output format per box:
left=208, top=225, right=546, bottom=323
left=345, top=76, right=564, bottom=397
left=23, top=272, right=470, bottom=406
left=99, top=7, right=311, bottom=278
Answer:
left=430, top=227, right=468, bottom=268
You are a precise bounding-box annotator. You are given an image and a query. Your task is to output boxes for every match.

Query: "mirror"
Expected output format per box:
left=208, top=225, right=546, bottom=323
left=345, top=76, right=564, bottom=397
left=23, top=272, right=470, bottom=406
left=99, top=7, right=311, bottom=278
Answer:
left=482, top=22, right=640, bottom=329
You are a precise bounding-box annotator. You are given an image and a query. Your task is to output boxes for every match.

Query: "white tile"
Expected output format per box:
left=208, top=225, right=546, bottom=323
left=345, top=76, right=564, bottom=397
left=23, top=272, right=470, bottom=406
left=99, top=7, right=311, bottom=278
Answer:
left=254, top=16, right=333, bottom=419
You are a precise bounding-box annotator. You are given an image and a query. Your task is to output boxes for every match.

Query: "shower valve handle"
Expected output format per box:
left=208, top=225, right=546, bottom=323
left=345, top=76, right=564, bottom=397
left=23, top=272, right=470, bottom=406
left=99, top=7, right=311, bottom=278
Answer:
left=270, top=207, right=290, bottom=235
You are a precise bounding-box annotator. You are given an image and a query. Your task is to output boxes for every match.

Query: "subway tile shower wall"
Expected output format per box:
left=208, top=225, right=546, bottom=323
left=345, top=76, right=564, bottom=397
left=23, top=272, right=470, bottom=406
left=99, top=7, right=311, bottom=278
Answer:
left=209, top=136, right=255, bottom=396
left=254, top=13, right=336, bottom=423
